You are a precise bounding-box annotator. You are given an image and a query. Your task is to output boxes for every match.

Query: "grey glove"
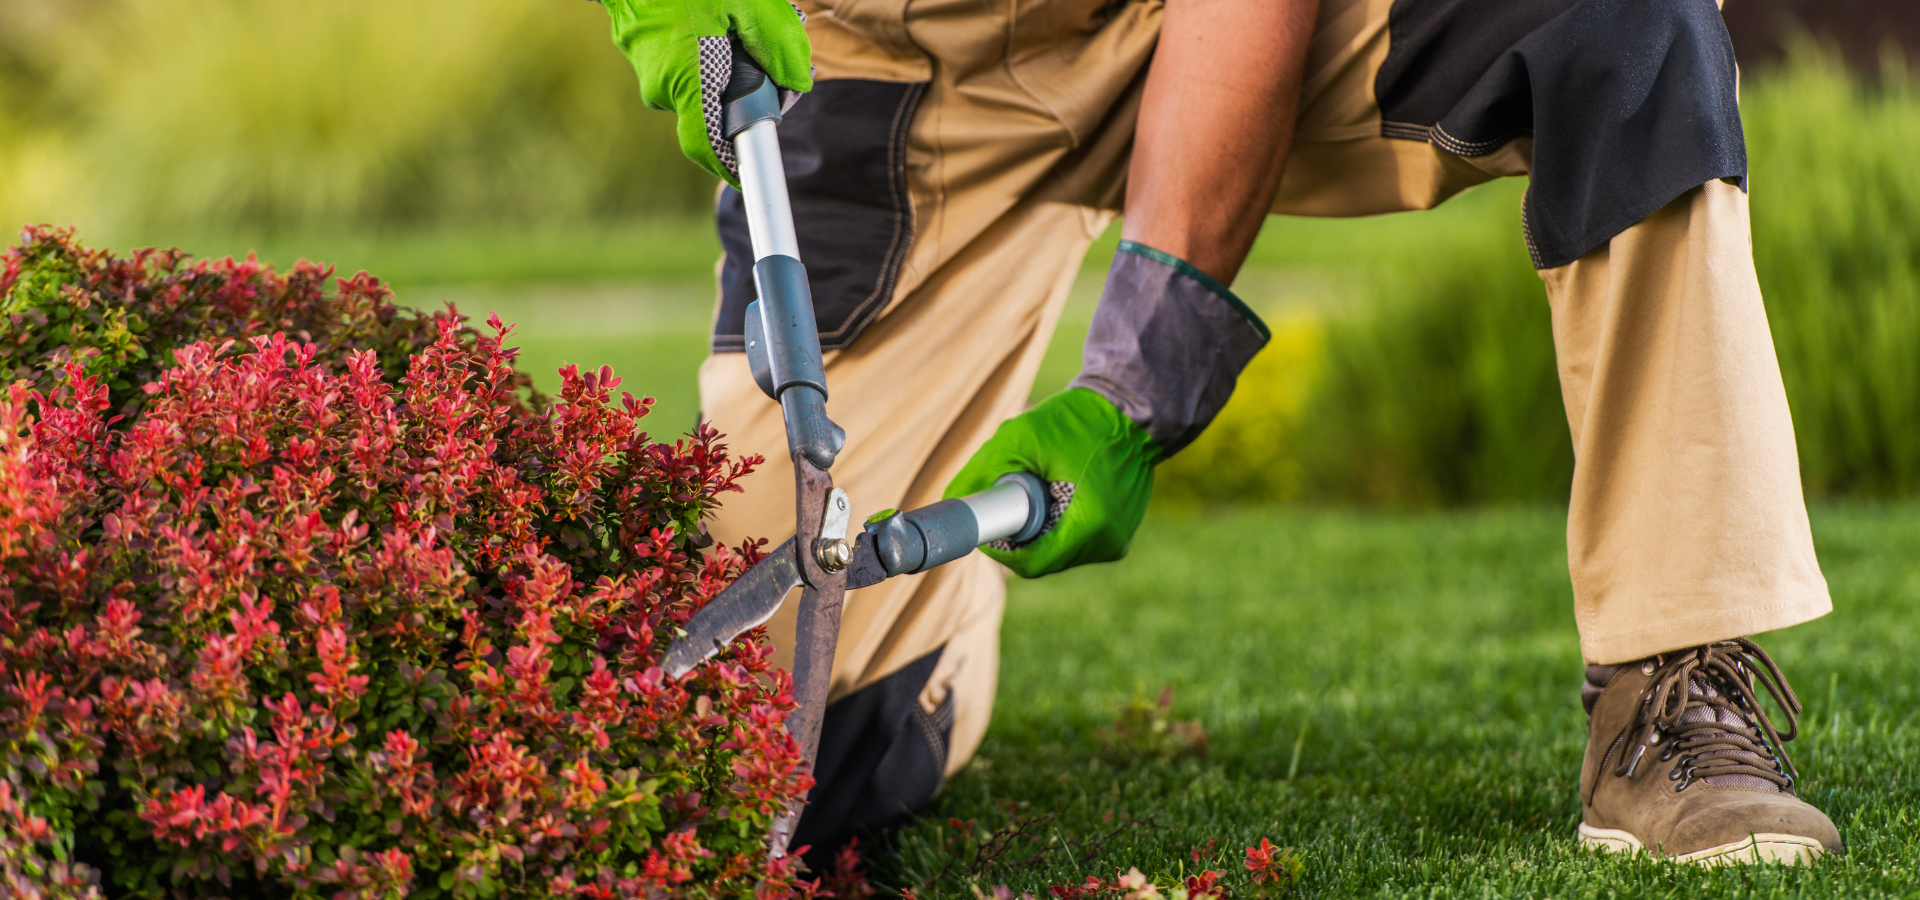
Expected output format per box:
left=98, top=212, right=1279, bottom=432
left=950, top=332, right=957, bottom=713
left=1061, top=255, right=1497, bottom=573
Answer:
left=1069, top=241, right=1270, bottom=456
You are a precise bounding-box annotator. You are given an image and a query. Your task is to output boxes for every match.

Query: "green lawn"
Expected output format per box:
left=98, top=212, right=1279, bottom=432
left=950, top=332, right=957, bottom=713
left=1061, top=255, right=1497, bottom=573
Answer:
left=878, top=503, right=1920, bottom=898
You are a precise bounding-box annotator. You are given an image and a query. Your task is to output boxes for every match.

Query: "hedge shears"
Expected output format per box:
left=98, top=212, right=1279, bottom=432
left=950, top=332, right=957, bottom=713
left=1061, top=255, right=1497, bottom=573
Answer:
left=659, top=52, right=1052, bottom=857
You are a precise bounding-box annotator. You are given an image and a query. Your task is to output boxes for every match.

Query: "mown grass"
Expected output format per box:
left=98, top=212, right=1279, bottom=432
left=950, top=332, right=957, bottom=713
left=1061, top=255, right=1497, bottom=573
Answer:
left=876, top=503, right=1920, bottom=898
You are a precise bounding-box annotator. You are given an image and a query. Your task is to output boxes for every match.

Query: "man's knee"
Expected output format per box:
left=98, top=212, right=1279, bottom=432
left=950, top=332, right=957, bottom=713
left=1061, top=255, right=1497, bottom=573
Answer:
left=1378, top=0, right=1747, bottom=268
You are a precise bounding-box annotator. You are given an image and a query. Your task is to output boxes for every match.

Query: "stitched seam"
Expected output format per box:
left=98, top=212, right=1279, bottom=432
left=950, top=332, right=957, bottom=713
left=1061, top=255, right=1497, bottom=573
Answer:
left=1116, top=240, right=1271, bottom=343
left=820, top=80, right=927, bottom=351
left=1378, top=120, right=1534, bottom=158
left=1378, top=120, right=1432, bottom=142
left=1591, top=729, right=1629, bottom=804
left=1429, top=121, right=1531, bottom=158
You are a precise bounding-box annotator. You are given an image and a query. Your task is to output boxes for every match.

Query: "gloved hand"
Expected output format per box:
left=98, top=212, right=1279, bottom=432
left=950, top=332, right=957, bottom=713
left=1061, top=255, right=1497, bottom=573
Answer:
left=944, top=388, right=1162, bottom=578
left=600, top=0, right=813, bottom=185
left=944, top=240, right=1270, bottom=579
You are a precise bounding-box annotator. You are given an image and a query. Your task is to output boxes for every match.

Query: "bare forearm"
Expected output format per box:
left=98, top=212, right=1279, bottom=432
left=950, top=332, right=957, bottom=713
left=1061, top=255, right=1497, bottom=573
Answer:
left=1123, top=0, right=1318, bottom=285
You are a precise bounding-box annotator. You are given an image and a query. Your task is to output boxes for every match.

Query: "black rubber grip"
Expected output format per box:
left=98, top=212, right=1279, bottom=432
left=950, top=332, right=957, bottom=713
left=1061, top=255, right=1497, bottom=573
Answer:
left=903, top=499, right=981, bottom=573
left=865, top=499, right=981, bottom=576
left=868, top=514, right=925, bottom=575
left=720, top=41, right=769, bottom=105
left=721, top=41, right=783, bottom=138
left=753, top=255, right=828, bottom=399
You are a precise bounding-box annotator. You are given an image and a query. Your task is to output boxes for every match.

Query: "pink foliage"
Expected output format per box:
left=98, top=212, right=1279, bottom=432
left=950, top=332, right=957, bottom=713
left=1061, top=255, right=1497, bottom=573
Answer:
left=0, top=229, right=816, bottom=898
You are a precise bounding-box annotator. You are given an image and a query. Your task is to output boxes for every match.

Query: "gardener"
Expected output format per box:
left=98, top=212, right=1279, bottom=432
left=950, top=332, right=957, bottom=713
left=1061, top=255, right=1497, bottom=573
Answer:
left=598, top=0, right=1842, bottom=869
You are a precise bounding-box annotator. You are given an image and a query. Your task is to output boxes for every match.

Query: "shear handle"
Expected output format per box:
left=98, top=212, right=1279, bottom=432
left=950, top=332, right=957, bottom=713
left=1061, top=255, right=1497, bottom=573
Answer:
left=864, top=472, right=1050, bottom=576
left=725, top=51, right=842, bottom=469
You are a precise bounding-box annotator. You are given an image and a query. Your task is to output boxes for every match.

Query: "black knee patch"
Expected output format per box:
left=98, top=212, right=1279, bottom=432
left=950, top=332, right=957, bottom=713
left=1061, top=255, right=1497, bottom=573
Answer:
left=792, top=646, right=953, bottom=876
left=1377, top=0, right=1746, bottom=268
left=715, top=79, right=926, bottom=354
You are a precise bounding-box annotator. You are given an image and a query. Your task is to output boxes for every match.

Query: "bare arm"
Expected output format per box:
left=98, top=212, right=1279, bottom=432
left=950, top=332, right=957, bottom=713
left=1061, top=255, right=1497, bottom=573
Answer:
left=1122, top=0, right=1319, bottom=285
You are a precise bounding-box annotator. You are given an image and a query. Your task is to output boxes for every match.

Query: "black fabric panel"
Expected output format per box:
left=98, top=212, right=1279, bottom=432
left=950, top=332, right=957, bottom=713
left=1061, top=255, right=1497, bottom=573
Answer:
left=1376, top=0, right=1747, bottom=268
left=792, top=646, right=952, bottom=875
left=716, top=79, right=925, bottom=353
left=1376, top=0, right=1572, bottom=128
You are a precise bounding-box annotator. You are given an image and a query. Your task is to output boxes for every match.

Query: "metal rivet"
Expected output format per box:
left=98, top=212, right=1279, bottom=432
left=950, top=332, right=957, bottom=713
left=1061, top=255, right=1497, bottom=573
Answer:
left=813, top=537, right=851, bottom=572
left=1640, top=661, right=1656, bottom=675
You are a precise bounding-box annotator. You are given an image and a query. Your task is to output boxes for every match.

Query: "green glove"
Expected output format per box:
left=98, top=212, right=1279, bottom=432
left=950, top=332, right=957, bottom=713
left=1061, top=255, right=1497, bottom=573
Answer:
left=600, top=0, right=814, bottom=185
left=944, top=388, right=1162, bottom=578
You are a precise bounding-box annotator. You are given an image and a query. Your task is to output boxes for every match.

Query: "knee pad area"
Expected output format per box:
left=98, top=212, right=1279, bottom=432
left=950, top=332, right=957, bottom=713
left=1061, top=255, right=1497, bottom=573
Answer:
left=1377, top=0, right=1747, bottom=268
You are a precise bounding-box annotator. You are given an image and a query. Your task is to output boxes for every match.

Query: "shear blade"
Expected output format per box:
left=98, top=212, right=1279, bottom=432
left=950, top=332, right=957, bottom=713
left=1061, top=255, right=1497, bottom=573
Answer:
left=661, top=537, right=802, bottom=678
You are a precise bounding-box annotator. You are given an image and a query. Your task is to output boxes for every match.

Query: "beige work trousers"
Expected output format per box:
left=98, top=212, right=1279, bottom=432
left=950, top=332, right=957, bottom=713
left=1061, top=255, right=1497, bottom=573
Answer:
left=700, top=0, right=1831, bottom=775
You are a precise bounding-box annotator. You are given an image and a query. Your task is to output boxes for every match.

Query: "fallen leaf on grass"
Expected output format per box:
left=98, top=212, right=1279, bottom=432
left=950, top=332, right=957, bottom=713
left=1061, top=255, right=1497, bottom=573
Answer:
left=1098, top=686, right=1209, bottom=762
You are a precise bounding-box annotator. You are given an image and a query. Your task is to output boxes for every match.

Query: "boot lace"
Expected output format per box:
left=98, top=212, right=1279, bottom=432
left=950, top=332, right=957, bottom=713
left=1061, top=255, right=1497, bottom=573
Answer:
left=1611, top=638, right=1802, bottom=793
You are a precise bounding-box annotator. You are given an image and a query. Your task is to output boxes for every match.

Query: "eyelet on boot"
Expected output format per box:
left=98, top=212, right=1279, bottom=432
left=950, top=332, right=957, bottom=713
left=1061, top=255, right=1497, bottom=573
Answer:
left=1673, top=764, right=1698, bottom=792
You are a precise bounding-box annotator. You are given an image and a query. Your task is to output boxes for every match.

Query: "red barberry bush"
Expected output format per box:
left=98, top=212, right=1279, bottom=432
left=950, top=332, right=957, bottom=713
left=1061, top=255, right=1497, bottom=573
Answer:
left=0, top=227, right=817, bottom=898
left=0, top=227, right=459, bottom=420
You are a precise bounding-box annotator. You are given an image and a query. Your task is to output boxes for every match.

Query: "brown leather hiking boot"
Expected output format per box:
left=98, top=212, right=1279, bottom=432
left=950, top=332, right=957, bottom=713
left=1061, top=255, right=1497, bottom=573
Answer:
left=1578, top=638, right=1841, bottom=865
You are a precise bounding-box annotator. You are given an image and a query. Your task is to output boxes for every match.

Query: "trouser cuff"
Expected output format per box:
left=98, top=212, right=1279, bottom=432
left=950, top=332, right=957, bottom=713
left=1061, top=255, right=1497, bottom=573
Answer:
left=1579, top=588, right=1832, bottom=665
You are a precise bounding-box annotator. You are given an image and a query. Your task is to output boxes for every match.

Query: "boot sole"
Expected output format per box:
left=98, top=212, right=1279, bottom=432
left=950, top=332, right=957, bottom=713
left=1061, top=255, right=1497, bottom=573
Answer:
left=1577, top=823, right=1825, bottom=866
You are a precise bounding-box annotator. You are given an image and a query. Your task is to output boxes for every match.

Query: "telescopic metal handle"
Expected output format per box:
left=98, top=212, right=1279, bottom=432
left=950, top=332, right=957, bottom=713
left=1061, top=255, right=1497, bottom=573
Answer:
left=723, top=52, right=797, bottom=262
left=862, top=472, right=1050, bottom=576
left=965, top=472, right=1050, bottom=545
left=723, top=52, right=843, bottom=469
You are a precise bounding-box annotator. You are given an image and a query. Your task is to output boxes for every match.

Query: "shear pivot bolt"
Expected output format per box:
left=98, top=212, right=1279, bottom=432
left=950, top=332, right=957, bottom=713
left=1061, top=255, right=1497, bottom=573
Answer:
left=813, top=538, right=852, bottom=572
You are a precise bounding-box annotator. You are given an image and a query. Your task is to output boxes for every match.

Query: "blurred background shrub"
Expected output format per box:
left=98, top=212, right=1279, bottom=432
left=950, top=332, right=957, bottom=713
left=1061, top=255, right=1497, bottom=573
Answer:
left=1293, top=179, right=1573, bottom=507
left=0, top=0, right=708, bottom=237
left=1746, top=48, right=1920, bottom=498
left=1156, top=319, right=1325, bottom=504
left=2, top=0, right=1916, bottom=507
left=1158, top=47, right=1920, bottom=507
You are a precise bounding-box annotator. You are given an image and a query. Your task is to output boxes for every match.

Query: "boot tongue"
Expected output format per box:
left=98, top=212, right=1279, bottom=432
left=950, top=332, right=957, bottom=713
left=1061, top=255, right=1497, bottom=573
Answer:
left=1677, top=673, right=1784, bottom=791
left=1586, top=660, right=1788, bottom=793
